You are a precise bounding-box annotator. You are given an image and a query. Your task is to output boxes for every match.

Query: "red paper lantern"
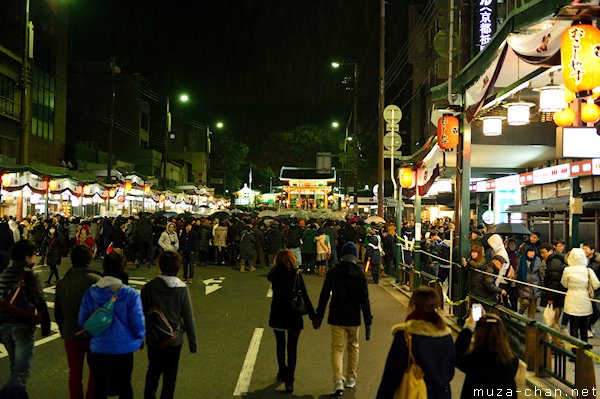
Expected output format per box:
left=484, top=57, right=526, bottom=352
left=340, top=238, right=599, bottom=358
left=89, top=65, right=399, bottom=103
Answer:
left=437, top=116, right=459, bottom=150
left=561, top=22, right=600, bottom=97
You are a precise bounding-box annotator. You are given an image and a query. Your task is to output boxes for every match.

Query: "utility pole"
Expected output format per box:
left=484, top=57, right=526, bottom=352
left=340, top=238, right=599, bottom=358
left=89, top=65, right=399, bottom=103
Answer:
left=353, top=63, right=359, bottom=214
left=20, top=0, right=33, bottom=165
left=107, top=56, right=117, bottom=183
left=377, top=0, right=386, bottom=217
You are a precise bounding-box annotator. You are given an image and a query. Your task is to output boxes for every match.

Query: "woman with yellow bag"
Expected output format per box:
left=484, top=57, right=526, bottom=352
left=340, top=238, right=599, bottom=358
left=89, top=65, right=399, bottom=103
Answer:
left=376, top=287, right=455, bottom=399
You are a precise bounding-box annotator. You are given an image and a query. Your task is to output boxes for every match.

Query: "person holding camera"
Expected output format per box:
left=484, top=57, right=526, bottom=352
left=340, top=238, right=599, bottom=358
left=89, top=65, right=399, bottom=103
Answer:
left=314, top=242, right=372, bottom=396
left=159, top=223, right=179, bottom=253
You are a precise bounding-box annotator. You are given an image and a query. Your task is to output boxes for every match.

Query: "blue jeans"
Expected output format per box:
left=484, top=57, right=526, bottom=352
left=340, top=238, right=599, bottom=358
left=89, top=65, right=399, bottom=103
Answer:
left=0, top=324, right=36, bottom=399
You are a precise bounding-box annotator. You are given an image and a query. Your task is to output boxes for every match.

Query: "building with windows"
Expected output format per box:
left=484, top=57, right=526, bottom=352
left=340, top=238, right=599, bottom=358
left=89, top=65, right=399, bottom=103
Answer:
left=0, top=0, right=68, bottom=165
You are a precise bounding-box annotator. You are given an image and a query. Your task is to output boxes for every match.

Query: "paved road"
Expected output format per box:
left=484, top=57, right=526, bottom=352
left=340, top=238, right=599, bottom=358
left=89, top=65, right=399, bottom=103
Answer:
left=0, top=259, right=471, bottom=398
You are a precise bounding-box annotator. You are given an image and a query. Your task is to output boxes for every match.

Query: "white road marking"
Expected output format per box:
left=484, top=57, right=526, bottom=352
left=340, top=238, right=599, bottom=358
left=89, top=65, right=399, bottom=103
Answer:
left=266, top=285, right=272, bottom=298
left=202, top=277, right=225, bottom=295
left=43, top=286, right=55, bottom=294
left=233, top=328, right=264, bottom=397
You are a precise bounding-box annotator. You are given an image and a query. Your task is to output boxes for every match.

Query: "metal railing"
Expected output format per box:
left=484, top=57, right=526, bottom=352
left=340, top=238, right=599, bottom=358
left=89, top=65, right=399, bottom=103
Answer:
left=393, top=245, right=598, bottom=397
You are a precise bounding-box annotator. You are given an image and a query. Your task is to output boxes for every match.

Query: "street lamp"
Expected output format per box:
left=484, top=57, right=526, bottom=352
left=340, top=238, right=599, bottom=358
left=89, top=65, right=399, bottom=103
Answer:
left=163, top=93, right=190, bottom=190
left=331, top=60, right=359, bottom=213
left=331, top=121, right=339, bottom=128
left=216, top=121, right=224, bottom=129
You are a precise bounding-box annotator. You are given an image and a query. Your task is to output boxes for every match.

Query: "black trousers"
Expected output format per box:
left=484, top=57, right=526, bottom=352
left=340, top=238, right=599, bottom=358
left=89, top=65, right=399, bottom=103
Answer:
left=569, top=314, right=590, bottom=342
left=274, top=329, right=300, bottom=385
left=90, top=352, right=134, bottom=399
left=144, top=345, right=182, bottom=399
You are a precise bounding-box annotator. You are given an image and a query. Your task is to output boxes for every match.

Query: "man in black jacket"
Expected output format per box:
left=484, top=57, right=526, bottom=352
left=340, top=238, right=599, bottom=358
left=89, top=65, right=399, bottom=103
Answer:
left=471, top=255, right=507, bottom=302
left=179, top=222, right=198, bottom=284
left=315, top=242, right=372, bottom=396
left=55, top=244, right=102, bottom=398
left=135, top=213, right=154, bottom=268
left=0, top=240, right=51, bottom=398
left=539, top=243, right=567, bottom=344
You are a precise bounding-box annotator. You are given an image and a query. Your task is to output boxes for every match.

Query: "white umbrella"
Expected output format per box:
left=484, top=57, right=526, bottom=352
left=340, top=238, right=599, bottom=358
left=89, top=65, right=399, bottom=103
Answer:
left=365, top=216, right=386, bottom=225
left=258, top=210, right=278, bottom=218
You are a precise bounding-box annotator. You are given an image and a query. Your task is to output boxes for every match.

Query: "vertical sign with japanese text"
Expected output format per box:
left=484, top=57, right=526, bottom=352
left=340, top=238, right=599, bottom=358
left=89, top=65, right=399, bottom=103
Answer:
left=474, top=0, right=497, bottom=52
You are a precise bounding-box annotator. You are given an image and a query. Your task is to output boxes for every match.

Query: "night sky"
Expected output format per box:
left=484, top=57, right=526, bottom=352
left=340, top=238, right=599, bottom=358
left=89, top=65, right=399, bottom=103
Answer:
left=70, top=0, right=408, bottom=165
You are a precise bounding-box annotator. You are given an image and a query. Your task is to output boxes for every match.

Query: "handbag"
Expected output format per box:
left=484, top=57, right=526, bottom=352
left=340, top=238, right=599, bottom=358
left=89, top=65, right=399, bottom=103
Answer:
left=588, top=269, right=595, bottom=299
left=394, top=331, right=427, bottom=399
left=291, top=271, right=308, bottom=315
left=543, top=303, right=556, bottom=326
left=0, top=270, right=42, bottom=324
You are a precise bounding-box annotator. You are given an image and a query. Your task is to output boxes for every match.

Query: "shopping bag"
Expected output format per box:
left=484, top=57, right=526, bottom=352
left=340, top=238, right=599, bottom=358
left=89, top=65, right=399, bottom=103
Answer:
left=543, top=304, right=555, bottom=326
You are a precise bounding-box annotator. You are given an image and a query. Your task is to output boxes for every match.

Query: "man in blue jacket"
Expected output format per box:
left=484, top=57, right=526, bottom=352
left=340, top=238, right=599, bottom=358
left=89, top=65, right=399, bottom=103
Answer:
left=78, top=253, right=145, bottom=399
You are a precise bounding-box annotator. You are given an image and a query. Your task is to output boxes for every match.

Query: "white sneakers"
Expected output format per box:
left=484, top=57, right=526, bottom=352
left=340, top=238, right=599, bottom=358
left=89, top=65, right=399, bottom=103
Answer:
left=334, top=380, right=344, bottom=395
left=345, top=378, right=356, bottom=388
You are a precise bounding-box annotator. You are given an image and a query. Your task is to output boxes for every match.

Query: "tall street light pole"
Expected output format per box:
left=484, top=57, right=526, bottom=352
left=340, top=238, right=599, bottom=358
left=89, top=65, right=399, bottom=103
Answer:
left=332, top=61, right=360, bottom=213
left=377, top=0, right=386, bottom=217
left=162, top=94, right=189, bottom=190
left=353, top=62, right=359, bottom=215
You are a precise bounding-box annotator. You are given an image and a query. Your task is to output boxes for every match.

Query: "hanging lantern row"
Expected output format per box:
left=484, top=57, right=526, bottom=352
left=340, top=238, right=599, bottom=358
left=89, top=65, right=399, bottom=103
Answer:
left=436, top=115, right=460, bottom=150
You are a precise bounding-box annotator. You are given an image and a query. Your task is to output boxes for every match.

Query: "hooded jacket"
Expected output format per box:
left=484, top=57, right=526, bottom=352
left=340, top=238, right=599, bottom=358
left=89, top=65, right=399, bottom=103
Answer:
left=561, top=248, right=600, bottom=316
left=316, top=257, right=372, bottom=326
left=8, top=219, right=20, bottom=242
left=78, top=276, right=145, bottom=354
left=158, top=223, right=179, bottom=252
left=376, top=320, right=455, bottom=399
left=487, top=234, right=510, bottom=286
left=140, top=275, right=197, bottom=351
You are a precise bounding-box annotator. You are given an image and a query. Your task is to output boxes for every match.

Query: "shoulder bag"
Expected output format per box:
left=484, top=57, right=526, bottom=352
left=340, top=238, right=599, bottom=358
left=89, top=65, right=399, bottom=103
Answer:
left=0, top=270, right=42, bottom=324
left=394, top=331, right=427, bottom=399
left=291, top=271, right=308, bottom=315
left=588, top=269, right=596, bottom=299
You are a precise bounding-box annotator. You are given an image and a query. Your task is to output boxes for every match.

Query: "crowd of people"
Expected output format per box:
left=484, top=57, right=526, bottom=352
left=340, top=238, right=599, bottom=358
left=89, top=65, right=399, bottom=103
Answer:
left=0, top=210, right=599, bottom=398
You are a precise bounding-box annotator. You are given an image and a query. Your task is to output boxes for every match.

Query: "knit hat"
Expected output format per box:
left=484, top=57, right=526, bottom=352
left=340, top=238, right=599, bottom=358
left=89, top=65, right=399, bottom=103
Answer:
left=492, top=255, right=507, bottom=264
left=341, top=242, right=358, bottom=258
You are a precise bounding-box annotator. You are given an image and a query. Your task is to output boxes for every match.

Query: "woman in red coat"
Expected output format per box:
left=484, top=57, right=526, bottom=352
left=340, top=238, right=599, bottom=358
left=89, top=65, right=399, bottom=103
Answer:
left=76, top=224, right=96, bottom=255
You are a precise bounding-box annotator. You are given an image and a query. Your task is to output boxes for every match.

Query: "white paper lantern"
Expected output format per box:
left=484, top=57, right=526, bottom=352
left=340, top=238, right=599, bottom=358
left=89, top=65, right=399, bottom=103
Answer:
left=504, top=102, right=534, bottom=126
left=539, top=86, right=567, bottom=112
left=481, top=116, right=504, bottom=136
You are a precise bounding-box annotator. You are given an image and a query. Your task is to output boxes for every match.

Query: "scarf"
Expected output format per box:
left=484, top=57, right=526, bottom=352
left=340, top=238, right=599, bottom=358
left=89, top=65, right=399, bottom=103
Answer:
left=517, top=252, right=535, bottom=282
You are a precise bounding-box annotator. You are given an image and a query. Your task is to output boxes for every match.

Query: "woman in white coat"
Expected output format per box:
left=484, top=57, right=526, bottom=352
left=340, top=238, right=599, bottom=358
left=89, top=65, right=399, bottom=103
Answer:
left=561, top=248, right=600, bottom=342
left=159, top=222, right=179, bottom=252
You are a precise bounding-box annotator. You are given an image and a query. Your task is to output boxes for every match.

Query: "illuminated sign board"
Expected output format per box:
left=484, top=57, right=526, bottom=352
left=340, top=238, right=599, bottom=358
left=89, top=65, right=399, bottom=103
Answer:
left=474, top=0, right=497, bottom=52
left=558, top=127, right=600, bottom=158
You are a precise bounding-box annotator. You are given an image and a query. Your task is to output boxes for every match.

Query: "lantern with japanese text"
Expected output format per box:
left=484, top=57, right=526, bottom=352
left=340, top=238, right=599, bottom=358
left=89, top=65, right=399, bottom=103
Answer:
left=581, top=102, right=600, bottom=123
left=561, top=21, right=600, bottom=98
left=399, top=168, right=413, bottom=189
left=124, top=181, right=132, bottom=191
left=437, top=115, right=459, bottom=150
left=553, top=108, right=575, bottom=127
